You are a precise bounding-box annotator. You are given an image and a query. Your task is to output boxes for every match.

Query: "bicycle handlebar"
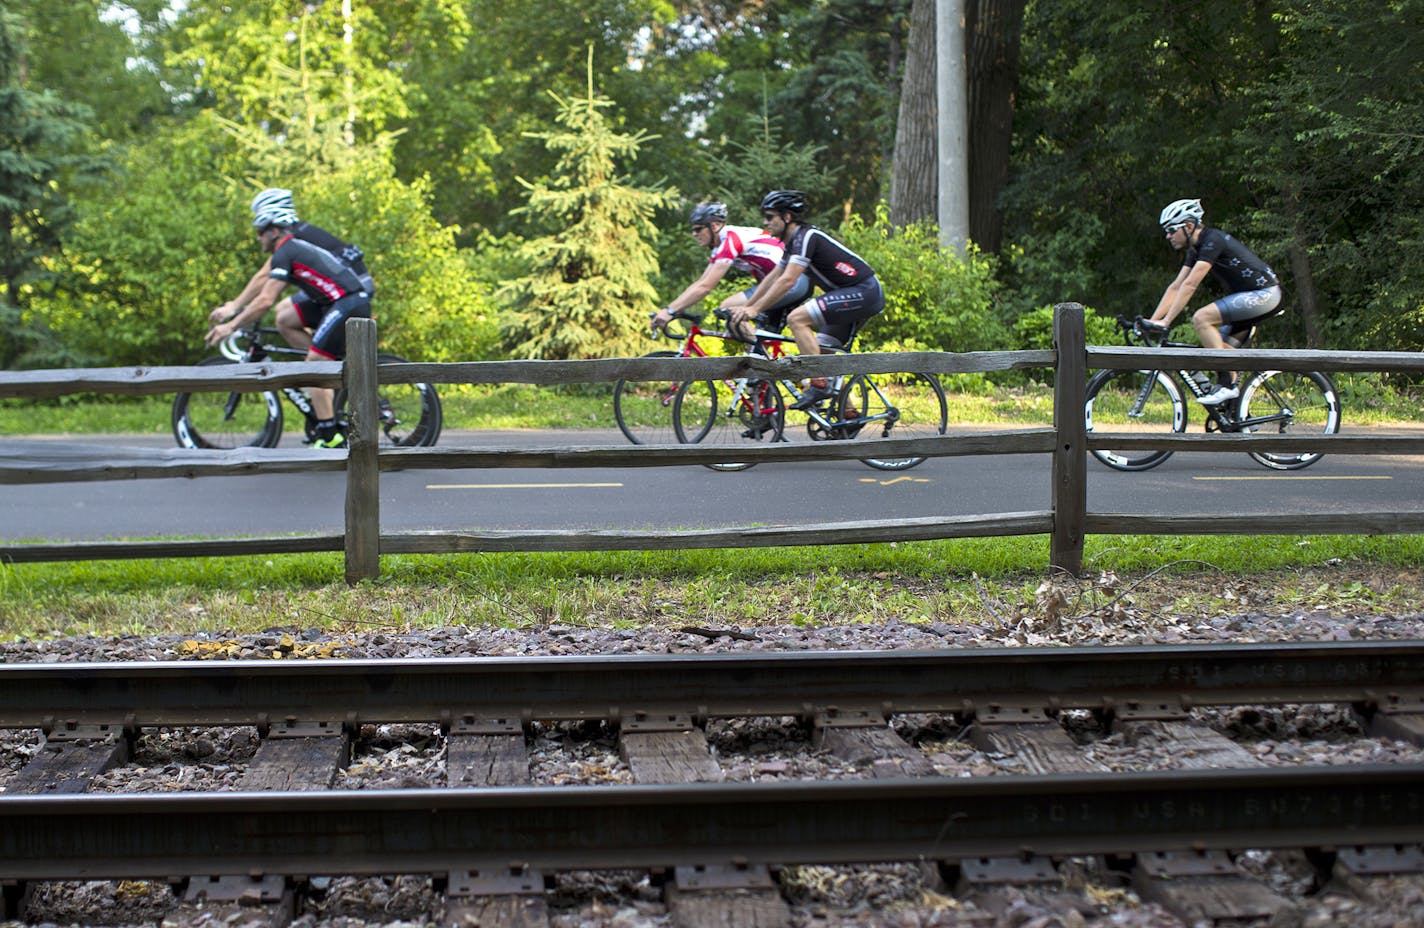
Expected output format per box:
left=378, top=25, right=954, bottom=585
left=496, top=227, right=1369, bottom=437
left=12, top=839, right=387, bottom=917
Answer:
left=648, top=307, right=708, bottom=340
left=1118, top=314, right=1172, bottom=347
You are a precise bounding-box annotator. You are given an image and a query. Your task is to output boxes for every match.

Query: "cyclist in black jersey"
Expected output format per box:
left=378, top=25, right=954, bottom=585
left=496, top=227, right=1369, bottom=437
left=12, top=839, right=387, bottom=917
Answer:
left=1145, top=198, right=1282, bottom=406
left=209, top=189, right=373, bottom=363
left=731, top=190, right=884, bottom=410
left=205, top=189, right=372, bottom=448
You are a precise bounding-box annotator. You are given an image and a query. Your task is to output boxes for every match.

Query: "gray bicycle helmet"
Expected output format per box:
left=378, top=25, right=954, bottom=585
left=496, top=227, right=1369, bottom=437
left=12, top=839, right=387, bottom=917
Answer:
left=760, top=189, right=807, bottom=217
left=689, top=202, right=727, bottom=226
left=1159, top=198, right=1204, bottom=229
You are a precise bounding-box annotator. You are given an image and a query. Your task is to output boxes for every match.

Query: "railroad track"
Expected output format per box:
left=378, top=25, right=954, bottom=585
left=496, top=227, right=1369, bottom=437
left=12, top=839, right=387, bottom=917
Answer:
left=3, top=641, right=1424, bottom=927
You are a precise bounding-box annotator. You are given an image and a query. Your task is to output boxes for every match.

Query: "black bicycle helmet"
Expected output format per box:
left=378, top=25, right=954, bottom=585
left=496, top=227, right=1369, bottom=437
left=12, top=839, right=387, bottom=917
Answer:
left=689, top=202, right=728, bottom=226
left=760, top=189, right=807, bottom=217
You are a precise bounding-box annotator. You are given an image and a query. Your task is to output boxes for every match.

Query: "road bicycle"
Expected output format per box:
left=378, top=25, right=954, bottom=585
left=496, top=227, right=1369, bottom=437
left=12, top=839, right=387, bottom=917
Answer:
left=612, top=308, right=947, bottom=471
left=1084, top=314, right=1340, bottom=472
left=171, top=326, right=442, bottom=449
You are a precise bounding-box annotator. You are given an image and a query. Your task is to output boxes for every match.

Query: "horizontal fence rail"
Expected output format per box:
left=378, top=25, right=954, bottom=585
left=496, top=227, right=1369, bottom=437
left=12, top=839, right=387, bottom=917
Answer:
left=1, top=306, right=1421, bottom=579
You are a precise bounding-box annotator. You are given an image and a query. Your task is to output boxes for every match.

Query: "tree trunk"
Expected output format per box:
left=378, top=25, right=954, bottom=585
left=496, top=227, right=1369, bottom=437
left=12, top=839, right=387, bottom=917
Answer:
left=889, top=0, right=937, bottom=226
left=1287, top=242, right=1322, bottom=348
left=964, top=0, right=1025, bottom=253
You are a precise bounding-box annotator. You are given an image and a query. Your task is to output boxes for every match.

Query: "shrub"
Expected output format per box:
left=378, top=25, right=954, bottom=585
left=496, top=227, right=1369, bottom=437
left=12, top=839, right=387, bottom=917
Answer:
left=835, top=205, right=1008, bottom=354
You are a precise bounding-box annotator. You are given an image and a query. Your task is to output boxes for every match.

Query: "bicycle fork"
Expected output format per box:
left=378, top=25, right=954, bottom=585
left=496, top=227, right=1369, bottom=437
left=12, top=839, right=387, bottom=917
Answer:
left=1128, top=371, right=1158, bottom=418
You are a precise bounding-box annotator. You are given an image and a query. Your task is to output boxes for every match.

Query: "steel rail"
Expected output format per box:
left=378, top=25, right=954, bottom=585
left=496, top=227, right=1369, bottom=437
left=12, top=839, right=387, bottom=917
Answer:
left=2, top=641, right=1423, bottom=729
left=0, top=766, right=1421, bottom=879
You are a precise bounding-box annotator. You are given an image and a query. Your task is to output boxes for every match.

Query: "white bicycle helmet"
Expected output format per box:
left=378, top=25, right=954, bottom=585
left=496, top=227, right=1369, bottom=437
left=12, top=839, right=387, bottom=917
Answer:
left=1159, top=198, right=1204, bottom=229
left=252, top=203, right=298, bottom=230
left=250, top=188, right=298, bottom=227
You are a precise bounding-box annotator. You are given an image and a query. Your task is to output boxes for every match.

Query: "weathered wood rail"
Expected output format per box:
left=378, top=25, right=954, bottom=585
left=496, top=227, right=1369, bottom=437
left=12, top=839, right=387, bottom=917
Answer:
left=2, top=304, right=1422, bottom=582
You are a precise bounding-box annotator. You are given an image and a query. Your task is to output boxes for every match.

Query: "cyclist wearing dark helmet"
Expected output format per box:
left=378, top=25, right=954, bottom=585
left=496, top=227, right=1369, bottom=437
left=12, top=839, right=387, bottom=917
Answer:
left=205, top=189, right=372, bottom=448
left=650, top=201, right=810, bottom=334
left=732, top=189, right=884, bottom=409
left=1144, top=197, right=1282, bottom=406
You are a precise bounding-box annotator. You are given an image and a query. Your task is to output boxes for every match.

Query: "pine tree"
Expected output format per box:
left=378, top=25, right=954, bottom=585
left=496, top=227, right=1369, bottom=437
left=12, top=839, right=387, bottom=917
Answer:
left=706, top=85, right=838, bottom=226
left=0, top=9, right=103, bottom=367
left=498, top=49, right=677, bottom=361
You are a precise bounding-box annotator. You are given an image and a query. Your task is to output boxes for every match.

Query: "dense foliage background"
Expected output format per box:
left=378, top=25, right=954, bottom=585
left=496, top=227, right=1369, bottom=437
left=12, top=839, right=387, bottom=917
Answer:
left=1, top=0, right=1419, bottom=368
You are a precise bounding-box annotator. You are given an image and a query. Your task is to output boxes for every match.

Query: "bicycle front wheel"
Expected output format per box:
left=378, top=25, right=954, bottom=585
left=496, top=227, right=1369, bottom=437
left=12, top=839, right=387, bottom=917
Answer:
left=613, top=350, right=684, bottom=445
left=1238, top=370, right=1340, bottom=471
left=672, top=378, right=786, bottom=472
left=171, top=357, right=284, bottom=449
left=335, top=353, right=443, bottom=447
left=835, top=373, right=947, bottom=471
left=1085, top=368, right=1187, bottom=471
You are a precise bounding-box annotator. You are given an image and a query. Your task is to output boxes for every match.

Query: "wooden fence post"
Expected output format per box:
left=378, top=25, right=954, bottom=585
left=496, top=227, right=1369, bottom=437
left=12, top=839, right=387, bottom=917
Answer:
left=1050, top=302, right=1087, bottom=576
left=343, top=317, right=380, bottom=584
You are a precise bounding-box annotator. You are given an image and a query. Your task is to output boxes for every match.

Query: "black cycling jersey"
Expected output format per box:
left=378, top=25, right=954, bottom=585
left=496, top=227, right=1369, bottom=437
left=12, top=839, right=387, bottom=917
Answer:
left=292, top=221, right=373, bottom=292
left=292, top=222, right=368, bottom=277
left=1185, top=227, right=1279, bottom=293
left=269, top=234, right=367, bottom=305
left=780, top=224, right=877, bottom=291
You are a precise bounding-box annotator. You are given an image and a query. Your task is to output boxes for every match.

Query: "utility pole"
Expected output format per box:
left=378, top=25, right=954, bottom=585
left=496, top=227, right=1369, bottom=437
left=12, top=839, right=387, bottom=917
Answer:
left=935, top=0, right=970, bottom=252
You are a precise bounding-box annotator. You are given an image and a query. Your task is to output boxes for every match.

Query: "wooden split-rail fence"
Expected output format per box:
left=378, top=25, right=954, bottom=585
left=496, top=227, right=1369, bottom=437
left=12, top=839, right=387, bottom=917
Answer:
left=3, top=304, right=1424, bottom=583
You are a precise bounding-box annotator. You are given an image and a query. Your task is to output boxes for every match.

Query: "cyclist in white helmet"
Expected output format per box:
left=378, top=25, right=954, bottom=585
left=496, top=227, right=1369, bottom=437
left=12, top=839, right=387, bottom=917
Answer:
left=1144, top=198, right=1282, bottom=406
left=650, top=201, right=809, bottom=334
left=205, top=188, right=373, bottom=448
left=209, top=188, right=373, bottom=356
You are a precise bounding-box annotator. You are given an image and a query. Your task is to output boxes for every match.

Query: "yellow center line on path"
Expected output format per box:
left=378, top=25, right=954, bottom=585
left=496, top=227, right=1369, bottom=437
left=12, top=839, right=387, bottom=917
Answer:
left=427, top=482, right=624, bottom=490
left=859, top=477, right=931, bottom=486
left=1191, top=475, right=1392, bottom=481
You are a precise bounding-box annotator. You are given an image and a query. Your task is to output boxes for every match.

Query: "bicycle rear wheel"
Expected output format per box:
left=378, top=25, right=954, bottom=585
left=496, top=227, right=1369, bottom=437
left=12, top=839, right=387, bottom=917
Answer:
left=1085, top=368, right=1187, bottom=471
left=834, top=373, right=947, bottom=471
left=1238, top=369, right=1340, bottom=470
left=672, top=378, right=786, bottom=472
left=335, top=353, right=443, bottom=447
left=170, top=357, right=284, bottom=449
left=613, top=350, right=684, bottom=444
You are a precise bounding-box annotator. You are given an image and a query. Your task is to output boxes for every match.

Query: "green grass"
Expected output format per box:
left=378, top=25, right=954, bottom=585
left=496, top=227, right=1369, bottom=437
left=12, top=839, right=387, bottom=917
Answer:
left=2, top=534, right=1422, bottom=641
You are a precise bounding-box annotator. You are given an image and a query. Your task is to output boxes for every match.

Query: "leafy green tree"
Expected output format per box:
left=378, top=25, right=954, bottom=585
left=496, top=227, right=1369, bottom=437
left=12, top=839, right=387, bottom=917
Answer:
left=498, top=56, right=678, bottom=360
left=49, top=112, right=489, bottom=367
left=705, top=107, right=839, bottom=224
left=1238, top=0, right=1424, bottom=350
left=11, top=0, right=171, bottom=143
left=0, top=9, right=107, bottom=368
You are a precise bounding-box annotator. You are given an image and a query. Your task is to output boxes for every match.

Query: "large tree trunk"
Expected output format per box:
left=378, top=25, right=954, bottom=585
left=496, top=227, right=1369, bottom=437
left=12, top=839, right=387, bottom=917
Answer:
left=889, top=0, right=938, bottom=227
left=964, top=0, right=1025, bottom=252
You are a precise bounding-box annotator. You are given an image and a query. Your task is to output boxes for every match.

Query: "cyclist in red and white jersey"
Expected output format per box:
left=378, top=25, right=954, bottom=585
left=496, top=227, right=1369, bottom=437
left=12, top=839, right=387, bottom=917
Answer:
left=650, top=202, right=810, bottom=333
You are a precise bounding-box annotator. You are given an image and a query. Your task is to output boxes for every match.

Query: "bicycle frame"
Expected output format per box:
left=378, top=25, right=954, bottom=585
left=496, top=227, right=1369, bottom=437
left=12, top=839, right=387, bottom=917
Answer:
left=658, top=314, right=889, bottom=436
left=217, top=327, right=320, bottom=430
left=1128, top=328, right=1287, bottom=436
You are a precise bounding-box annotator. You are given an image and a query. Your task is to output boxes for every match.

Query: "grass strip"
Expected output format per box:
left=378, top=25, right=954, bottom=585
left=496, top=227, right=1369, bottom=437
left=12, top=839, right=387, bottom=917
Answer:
left=3, top=534, right=1421, bottom=642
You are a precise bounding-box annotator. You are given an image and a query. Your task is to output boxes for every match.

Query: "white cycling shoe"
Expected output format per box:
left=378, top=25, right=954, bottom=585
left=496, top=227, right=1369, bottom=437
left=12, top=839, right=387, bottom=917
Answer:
left=1198, top=384, right=1239, bottom=406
